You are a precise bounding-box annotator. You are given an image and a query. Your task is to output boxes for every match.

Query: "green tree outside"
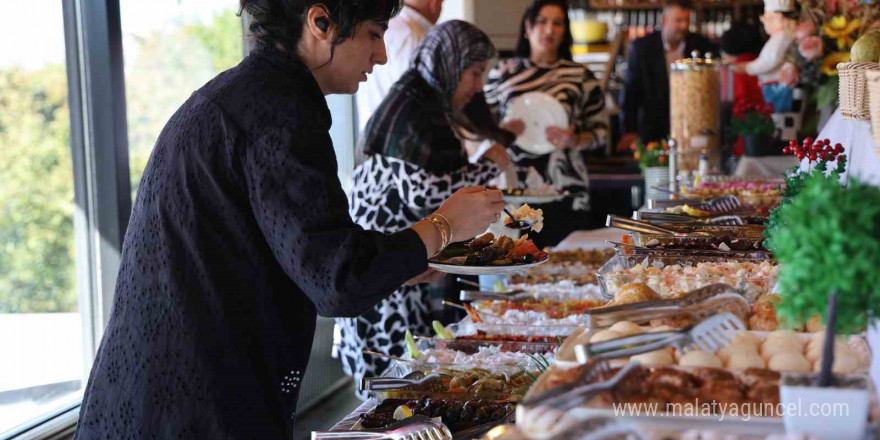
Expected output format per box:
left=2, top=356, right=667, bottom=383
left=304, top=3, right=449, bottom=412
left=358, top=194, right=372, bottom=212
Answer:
left=0, top=10, right=242, bottom=313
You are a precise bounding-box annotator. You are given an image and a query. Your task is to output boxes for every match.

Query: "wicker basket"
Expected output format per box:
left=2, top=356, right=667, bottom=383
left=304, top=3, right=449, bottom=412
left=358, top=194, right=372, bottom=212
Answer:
left=866, top=70, right=880, bottom=156
left=838, top=62, right=880, bottom=120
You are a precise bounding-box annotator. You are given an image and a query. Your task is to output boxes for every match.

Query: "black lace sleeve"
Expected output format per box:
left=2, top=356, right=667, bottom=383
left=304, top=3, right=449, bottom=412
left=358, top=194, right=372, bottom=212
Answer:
left=242, top=126, right=428, bottom=318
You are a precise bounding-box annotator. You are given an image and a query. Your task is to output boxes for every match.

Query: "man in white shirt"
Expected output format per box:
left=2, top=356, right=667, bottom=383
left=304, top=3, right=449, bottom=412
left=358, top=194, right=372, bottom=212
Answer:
left=356, top=0, right=444, bottom=133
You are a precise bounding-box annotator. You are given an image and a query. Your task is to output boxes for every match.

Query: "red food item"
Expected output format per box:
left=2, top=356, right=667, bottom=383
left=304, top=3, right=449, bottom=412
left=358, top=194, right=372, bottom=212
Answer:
left=509, top=240, right=548, bottom=261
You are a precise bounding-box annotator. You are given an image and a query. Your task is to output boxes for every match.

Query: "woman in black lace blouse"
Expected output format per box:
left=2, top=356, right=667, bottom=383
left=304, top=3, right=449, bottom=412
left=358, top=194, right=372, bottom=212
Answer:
left=74, top=1, right=504, bottom=439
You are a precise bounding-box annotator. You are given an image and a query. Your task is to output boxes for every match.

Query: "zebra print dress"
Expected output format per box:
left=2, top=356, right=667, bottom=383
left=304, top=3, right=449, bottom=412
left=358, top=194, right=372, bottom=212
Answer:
left=484, top=57, right=607, bottom=213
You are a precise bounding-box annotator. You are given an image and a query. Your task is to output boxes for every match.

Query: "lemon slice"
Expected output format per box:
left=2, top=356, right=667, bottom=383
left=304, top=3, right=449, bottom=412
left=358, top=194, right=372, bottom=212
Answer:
left=682, top=205, right=711, bottom=217
left=432, top=321, right=453, bottom=340
left=405, top=330, right=421, bottom=359
left=393, top=405, right=413, bottom=420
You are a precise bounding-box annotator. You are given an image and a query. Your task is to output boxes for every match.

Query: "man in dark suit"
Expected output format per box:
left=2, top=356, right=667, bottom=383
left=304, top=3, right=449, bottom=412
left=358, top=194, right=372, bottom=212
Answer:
left=619, top=0, right=717, bottom=147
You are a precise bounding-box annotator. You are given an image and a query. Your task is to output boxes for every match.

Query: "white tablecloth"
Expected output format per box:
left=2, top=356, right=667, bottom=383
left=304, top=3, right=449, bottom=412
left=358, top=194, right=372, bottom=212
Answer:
left=807, top=109, right=880, bottom=186
left=734, top=155, right=798, bottom=178
left=553, top=227, right=622, bottom=251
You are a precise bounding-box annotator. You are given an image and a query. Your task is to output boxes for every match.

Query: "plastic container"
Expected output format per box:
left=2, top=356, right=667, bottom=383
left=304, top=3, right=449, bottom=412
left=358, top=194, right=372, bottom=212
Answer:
left=596, top=254, right=778, bottom=301
left=670, top=52, right=722, bottom=174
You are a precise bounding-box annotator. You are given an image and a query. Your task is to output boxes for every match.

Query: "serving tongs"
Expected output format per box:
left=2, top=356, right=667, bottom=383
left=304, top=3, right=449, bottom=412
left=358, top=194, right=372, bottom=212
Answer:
left=360, top=371, right=442, bottom=392
left=574, top=312, right=746, bottom=363
left=606, top=215, right=715, bottom=237
left=584, top=283, right=751, bottom=328
left=459, top=290, right=537, bottom=302
left=520, top=359, right=613, bottom=407
left=647, top=193, right=743, bottom=213
left=524, top=361, right=643, bottom=411
left=638, top=212, right=745, bottom=226
left=311, top=415, right=453, bottom=440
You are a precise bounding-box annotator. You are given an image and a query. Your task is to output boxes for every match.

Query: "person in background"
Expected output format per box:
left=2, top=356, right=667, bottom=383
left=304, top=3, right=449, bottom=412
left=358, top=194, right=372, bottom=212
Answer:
left=73, top=1, right=505, bottom=438
left=619, top=0, right=716, bottom=148
left=720, top=22, right=766, bottom=105
left=355, top=0, right=444, bottom=133
left=484, top=0, right=607, bottom=246
left=338, top=20, right=515, bottom=398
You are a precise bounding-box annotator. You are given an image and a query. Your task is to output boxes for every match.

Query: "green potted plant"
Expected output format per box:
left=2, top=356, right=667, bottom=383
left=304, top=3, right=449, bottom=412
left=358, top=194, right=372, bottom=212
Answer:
left=631, top=138, right=670, bottom=201
left=766, top=174, right=880, bottom=439
left=731, top=100, right=777, bottom=156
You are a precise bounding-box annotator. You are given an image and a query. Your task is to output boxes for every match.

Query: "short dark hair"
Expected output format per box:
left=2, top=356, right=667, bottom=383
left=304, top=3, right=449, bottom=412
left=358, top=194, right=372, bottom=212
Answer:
left=240, top=0, right=402, bottom=55
left=663, top=0, right=695, bottom=11
left=515, top=0, right=574, bottom=61
left=720, top=22, right=765, bottom=55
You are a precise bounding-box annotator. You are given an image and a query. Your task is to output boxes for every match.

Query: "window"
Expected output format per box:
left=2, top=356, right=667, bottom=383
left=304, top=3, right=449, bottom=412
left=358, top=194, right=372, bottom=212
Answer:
left=0, top=1, right=85, bottom=434
left=121, top=0, right=245, bottom=198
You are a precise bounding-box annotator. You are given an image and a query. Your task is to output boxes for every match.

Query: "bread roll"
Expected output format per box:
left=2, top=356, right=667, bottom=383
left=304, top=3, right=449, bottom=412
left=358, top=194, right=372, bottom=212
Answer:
left=805, top=315, right=825, bottom=333
left=731, top=332, right=761, bottom=348
left=766, top=330, right=805, bottom=345
left=768, top=351, right=811, bottom=372
left=609, top=321, right=643, bottom=337
left=590, top=329, right=624, bottom=343
left=726, top=350, right=766, bottom=370
left=806, top=338, right=847, bottom=363
left=632, top=349, right=675, bottom=366
left=614, top=283, right=660, bottom=304
left=812, top=348, right=861, bottom=373
left=679, top=350, right=723, bottom=368
left=760, top=330, right=804, bottom=359
left=718, top=342, right=760, bottom=362
left=649, top=325, right=677, bottom=333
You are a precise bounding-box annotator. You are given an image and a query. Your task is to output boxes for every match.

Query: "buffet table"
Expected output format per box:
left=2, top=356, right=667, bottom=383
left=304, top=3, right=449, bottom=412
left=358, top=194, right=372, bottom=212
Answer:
left=553, top=227, right=622, bottom=251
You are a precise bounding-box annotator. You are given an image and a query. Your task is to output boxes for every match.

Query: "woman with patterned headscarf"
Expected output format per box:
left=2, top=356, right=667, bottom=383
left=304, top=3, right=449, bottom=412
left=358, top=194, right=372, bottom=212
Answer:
left=338, top=20, right=515, bottom=395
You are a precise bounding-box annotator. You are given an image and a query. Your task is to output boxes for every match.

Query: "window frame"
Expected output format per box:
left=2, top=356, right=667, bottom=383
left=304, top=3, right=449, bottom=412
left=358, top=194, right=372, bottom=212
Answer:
left=1, top=1, right=252, bottom=438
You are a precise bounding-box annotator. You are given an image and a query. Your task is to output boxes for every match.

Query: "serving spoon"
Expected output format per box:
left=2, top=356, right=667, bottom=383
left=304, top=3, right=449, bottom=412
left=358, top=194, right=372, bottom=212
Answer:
left=503, top=208, right=533, bottom=230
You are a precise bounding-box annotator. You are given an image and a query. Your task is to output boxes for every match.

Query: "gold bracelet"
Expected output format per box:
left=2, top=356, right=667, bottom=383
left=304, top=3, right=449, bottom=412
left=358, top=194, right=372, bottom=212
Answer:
left=426, top=215, right=449, bottom=251
left=433, top=213, right=454, bottom=244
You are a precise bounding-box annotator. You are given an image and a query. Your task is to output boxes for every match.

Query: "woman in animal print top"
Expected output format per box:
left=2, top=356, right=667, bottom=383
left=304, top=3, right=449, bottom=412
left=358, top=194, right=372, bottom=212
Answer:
left=484, top=0, right=608, bottom=246
left=337, top=21, right=516, bottom=398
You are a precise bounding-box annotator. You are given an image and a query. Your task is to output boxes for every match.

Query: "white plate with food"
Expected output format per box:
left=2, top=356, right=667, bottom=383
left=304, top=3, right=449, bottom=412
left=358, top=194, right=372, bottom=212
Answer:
left=506, top=92, right=568, bottom=155
left=429, top=259, right=548, bottom=276
left=428, top=233, right=550, bottom=276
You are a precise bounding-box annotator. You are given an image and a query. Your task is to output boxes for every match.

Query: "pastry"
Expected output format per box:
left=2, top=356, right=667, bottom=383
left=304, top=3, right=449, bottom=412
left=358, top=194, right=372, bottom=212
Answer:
left=718, top=342, right=760, bottom=362
left=609, top=321, right=643, bottom=337
left=679, top=350, right=724, bottom=368
left=760, top=330, right=804, bottom=359
left=812, top=345, right=861, bottom=373
left=768, top=351, right=811, bottom=372
left=726, top=350, right=766, bottom=370
left=590, top=329, right=624, bottom=343
left=632, top=349, right=675, bottom=366
left=805, top=314, right=825, bottom=333
left=613, top=282, right=661, bottom=304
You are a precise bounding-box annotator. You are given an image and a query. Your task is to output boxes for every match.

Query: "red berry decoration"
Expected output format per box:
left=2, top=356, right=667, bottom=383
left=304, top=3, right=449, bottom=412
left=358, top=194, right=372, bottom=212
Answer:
left=835, top=143, right=844, bottom=153
left=804, top=137, right=813, bottom=145
left=809, top=153, right=817, bottom=161
left=820, top=152, right=829, bottom=160
left=783, top=147, right=791, bottom=154
left=824, top=139, right=832, bottom=146
left=797, top=152, right=806, bottom=160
